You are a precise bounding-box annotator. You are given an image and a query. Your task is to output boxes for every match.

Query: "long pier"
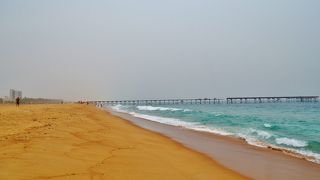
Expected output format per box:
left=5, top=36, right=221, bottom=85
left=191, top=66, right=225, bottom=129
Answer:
left=226, top=96, right=319, bottom=104
left=90, top=96, right=319, bottom=106
left=91, top=98, right=223, bottom=106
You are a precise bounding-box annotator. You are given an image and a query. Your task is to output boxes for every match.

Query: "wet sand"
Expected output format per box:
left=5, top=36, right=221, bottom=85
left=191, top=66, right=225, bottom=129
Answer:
left=110, top=109, right=320, bottom=180
left=0, top=104, right=246, bottom=179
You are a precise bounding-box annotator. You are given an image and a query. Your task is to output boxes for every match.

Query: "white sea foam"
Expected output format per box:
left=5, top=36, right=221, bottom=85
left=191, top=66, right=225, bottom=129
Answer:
left=264, top=123, right=272, bottom=128
left=129, top=112, right=197, bottom=127
left=136, top=106, right=191, bottom=112
left=214, top=113, right=223, bottom=117
left=237, top=133, right=268, bottom=148
left=257, top=131, right=272, bottom=139
left=294, top=150, right=320, bottom=164
left=275, top=137, right=308, bottom=147
left=209, top=112, right=224, bottom=117
left=249, top=128, right=272, bottom=139
left=191, top=126, right=233, bottom=136
left=110, top=104, right=129, bottom=113
left=246, top=139, right=268, bottom=148
left=237, top=134, right=320, bottom=163
left=128, top=112, right=233, bottom=136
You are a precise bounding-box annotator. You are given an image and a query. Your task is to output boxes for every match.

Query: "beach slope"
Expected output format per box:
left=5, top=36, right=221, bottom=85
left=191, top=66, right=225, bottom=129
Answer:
left=0, top=104, right=247, bottom=179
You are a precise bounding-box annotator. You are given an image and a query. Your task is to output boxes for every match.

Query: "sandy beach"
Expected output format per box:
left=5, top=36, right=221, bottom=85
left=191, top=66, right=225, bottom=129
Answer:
left=0, top=104, right=247, bottom=179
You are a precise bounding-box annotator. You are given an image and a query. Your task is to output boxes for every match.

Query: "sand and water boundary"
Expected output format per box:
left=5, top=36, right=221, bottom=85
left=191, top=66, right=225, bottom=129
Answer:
left=108, top=107, right=320, bottom=180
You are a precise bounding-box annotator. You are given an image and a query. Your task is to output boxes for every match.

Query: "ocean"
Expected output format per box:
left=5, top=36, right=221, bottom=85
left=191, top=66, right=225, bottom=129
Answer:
left=108, top=102, right=320, bottom=164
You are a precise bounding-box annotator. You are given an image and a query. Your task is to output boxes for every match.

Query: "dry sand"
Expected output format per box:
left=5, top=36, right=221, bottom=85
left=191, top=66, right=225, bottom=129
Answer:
left=0, top=104, right=247, bottom=179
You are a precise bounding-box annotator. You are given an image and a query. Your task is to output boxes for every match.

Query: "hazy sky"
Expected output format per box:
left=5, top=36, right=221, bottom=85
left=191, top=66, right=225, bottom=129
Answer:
left=1, top=0, right=319, bottom=101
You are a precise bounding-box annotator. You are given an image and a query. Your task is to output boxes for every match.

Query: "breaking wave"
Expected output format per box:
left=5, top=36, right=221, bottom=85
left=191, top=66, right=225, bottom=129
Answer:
left=249, top=128, right=272, bottom=139
left=264, top=123, right=272, bottom=128
left=136, top=106, right=192, bottom=112
left=129, top=112, right=233, bottom=136
left=275, top=137, right=308, bottom=147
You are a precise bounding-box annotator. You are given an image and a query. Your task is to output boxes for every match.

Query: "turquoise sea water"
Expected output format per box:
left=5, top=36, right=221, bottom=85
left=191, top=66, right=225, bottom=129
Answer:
left=109, top=102, right=320, bottom=163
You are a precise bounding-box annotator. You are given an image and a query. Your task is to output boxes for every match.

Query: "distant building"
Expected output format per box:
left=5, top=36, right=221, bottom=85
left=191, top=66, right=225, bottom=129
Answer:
left=9, top=89, right=22, bottom=101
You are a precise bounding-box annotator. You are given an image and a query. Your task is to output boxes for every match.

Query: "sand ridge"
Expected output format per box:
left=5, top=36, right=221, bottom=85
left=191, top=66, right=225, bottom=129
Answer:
left=0, top=104, right=247, bottom=179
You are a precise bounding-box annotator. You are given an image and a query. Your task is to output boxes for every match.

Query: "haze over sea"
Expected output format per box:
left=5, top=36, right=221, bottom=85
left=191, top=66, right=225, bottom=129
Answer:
left=110, top=102, right=320, bottom=163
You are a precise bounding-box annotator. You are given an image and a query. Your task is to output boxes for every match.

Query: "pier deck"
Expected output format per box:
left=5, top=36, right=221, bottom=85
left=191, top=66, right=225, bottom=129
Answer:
left=90, top=96, right=319, bottom=106
left=92, top=98, right=223, bottom=106
left=226, top=96, right=319, bottom=103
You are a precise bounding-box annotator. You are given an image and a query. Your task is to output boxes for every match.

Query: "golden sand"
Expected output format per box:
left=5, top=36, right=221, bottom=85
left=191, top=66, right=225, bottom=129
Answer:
left=0, top=104, right=247, bottom=179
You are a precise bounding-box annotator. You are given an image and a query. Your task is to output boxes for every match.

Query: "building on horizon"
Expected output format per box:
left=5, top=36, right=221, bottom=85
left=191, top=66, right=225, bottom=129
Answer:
left=9, top=89, right=22, bottom=101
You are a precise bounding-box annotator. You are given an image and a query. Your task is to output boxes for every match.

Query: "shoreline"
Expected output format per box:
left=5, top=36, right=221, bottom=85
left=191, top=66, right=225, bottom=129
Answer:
left=107, top=108, right=320, bottom=180
left=111, top=104, right=320, bottom=164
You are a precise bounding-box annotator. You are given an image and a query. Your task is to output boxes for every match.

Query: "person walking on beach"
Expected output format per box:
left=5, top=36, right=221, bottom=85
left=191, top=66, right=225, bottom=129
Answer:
left=16, top=97, right=20, bottom=107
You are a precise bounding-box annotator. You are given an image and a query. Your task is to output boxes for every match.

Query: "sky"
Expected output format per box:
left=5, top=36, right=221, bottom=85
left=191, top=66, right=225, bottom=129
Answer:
left=1, top=0, right=320, bottom=101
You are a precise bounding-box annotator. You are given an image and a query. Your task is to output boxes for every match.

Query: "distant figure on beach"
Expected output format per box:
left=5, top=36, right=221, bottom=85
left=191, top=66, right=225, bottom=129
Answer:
left=16, top=97, right=20, bottom=107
